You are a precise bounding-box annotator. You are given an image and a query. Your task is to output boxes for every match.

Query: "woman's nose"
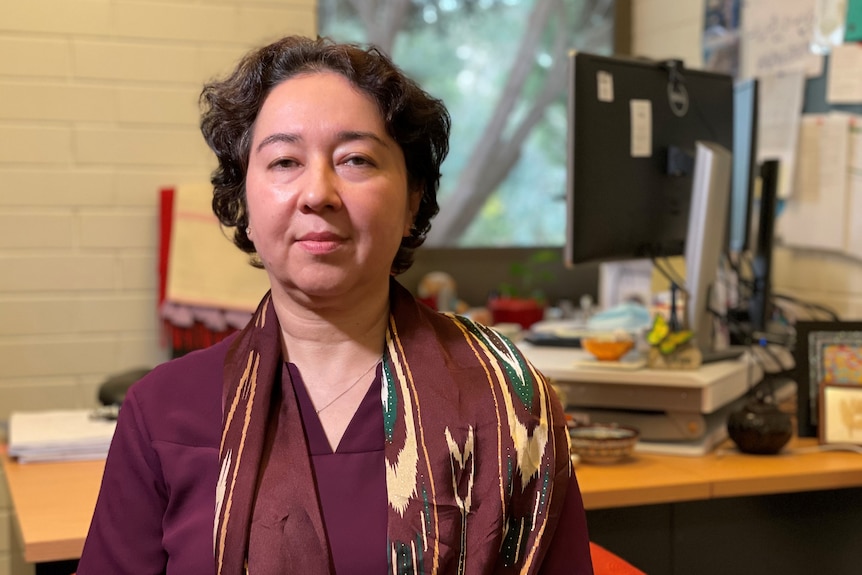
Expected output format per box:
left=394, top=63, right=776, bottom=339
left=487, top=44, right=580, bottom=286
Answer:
left=298, top=161, right=343, bottom=212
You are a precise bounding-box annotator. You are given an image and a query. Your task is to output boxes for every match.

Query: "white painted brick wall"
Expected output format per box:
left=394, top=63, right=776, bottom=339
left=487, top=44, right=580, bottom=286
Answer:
left=631, top=0, right=862, bottom=321
left=0, top=0, right=316, bottom=569
left=0, top=37, right=71, bottom=77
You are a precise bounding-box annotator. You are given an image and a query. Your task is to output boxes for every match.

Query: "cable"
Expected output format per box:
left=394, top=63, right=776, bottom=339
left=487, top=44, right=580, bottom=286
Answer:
left=772, top=292, right=840, bottom=321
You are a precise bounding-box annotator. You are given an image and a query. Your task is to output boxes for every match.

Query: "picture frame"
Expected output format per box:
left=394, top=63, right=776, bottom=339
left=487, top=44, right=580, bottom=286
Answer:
left=794, top=321, right=862, bottom=437
left=819, top=383, right=862, bottom=445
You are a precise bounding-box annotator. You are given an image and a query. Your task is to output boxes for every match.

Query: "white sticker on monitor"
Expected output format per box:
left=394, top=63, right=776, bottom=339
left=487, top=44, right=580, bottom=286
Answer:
left=597, top=70, right=614, bottom=102
left=630, top=99, right=652, bottom=158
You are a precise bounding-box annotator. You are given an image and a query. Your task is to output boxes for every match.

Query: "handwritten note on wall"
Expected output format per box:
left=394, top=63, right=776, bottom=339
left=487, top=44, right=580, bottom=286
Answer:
left=844, top=122, right=862, bottom=259
left=777, top=112, right=859, bottom=253
left=740, top=0, right=823, bottom=78
left=827, top=43, right=862, bottom=103
left=758, top=71, right=806, bottom=198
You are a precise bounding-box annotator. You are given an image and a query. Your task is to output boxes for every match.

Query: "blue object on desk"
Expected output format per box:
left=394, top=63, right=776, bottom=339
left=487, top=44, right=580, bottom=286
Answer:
left=587, top=302, right=651, bottom=332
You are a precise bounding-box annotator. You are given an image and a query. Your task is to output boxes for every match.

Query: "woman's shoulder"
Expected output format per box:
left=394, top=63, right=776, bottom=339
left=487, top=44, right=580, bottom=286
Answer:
left=123, top=334, right=237, bottom=443
left=135, top=334, right=236, bottom=395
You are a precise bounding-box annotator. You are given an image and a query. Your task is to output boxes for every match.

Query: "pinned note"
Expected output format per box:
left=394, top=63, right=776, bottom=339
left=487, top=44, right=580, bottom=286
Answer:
left=629, top=99, right=652, bottom=158
left=597, top=70, right=614, bottom=103
left=778, top=113, right=853, bottom=251
left=827, top=43, right=862, bottom=103
left=757, top=71, right=806, bottom=198
left=740, top=0, right=823, bottom=78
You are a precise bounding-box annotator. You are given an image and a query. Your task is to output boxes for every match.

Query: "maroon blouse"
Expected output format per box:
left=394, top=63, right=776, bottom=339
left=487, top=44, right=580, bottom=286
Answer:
left=78, top=337, right=593, bottom=574
left=247, top=363, right=388, bottom=573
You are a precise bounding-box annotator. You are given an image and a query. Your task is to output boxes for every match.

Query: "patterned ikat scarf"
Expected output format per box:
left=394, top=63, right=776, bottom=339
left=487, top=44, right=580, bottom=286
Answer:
left=214, top=280, right=572, bottom=574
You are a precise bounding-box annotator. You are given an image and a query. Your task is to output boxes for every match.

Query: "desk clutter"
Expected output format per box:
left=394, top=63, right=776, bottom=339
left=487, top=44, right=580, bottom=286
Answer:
left=8, top=409, right=116, bottom=464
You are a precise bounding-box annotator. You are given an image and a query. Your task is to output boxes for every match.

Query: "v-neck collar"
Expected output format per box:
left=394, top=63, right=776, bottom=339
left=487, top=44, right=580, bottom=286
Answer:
left=284, top=362, right=384, bottom=455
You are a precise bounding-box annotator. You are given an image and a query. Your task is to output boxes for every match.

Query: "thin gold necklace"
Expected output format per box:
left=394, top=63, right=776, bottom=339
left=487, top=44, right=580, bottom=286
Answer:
left=315, top=358, right=381, bottom=414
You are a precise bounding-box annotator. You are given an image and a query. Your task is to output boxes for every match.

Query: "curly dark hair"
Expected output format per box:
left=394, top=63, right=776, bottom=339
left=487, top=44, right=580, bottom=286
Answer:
left=199, top=35, right=451, bottom=274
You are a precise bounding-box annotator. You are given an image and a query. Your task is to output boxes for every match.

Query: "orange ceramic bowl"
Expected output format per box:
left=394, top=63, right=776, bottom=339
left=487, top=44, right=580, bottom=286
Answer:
left=582, top=338, right=634, bottom=361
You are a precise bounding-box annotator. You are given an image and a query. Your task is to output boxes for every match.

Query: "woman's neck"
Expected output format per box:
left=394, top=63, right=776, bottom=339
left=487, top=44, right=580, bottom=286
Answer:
left=270, top=284, right=390, bottom=368
left=271, top=285, right=390, bottom=452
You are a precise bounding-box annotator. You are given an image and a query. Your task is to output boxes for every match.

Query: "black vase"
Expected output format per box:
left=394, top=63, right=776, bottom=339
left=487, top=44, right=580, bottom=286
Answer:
left=727, top=396, right=793, bottom=455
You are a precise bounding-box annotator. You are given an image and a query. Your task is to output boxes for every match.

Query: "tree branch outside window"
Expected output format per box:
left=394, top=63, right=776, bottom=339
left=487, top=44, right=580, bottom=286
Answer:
left=319, top=0, right=616, bottom=247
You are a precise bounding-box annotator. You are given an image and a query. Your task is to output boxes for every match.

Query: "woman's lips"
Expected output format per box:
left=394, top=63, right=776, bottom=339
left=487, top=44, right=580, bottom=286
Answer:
left=296, top=231, right=345, bottom=255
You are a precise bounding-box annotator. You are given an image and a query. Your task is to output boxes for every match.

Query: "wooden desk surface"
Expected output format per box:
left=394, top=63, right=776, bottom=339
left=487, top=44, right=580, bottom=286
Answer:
left=4, top=438, right=862, bottom=563
left=1, top=448, right=104, bottom=563
left=576, top=437, right=862, bottom=510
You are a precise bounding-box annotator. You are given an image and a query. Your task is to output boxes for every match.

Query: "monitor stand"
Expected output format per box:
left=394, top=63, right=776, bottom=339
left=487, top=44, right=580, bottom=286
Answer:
left=521, top=343, right=762, bottom=412
left=567, top=396, right=743, bottom=456
left=568, top=406, right=712, bottom=441
left=684, top=141, right=732, bottom=355
left=519, top=342, right=765, bottom=455
left=634, top=403, right=736, bottom=456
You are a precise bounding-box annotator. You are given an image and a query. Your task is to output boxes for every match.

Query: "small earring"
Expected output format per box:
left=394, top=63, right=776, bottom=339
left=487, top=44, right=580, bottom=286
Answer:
left=245, top=226, right=251, bottom=236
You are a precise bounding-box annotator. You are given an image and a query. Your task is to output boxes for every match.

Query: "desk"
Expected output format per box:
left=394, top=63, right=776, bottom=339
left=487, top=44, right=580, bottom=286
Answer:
left=4, top=438, right=862, bottom=571
left=576, top=437, right=862, bottom=509
left=1, top=448, right=104, bottom=566
left=578, top=438, right=862, bottom=575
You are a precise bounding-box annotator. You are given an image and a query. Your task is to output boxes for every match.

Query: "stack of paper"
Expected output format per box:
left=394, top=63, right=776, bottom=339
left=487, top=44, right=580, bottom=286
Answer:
left=8, top=409, right=117, bottom=463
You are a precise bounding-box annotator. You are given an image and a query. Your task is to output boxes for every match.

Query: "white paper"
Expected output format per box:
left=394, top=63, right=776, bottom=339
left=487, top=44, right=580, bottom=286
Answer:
left=778, top=113, right=852, bottom=251
left=844, top=120, right=862, bottom=258
left=740, top=0, right=824, bottom=78
left=166, top=183, right=269, bottom=311
left=597, top=71, right=614, bottom=103
left=827, top=43, right=862, bottom=103
left=757, top=71, right=806, bottom=198
left=598, top=259, right=654, bottom=309
left=629, top=99, right=652, bottom=158
left=8, top=409, right=117, bottom=463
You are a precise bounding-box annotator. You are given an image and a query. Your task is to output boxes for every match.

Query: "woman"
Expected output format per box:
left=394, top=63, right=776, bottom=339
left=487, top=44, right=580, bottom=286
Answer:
left=78, top=35, right=593, bottom=574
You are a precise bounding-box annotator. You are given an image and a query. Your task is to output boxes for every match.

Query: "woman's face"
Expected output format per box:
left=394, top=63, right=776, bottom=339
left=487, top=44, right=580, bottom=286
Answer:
left=245, top=71, right=418, bottom=302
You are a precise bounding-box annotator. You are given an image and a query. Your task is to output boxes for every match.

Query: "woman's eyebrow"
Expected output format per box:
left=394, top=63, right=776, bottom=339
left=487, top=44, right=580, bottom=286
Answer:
left=256, top=132, right=300, bottom=153
left=255, top=130, right=391, bottom=154
left=336, top=130, right=388, bottom=147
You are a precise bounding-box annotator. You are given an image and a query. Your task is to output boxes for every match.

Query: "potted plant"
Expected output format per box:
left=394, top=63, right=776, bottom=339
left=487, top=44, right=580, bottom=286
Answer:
left=488, top=249, right=556, bottom=329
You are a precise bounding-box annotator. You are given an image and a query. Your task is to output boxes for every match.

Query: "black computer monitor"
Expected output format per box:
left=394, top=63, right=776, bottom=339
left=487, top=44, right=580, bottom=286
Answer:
left=748, top=159, right=778, bottom=333
left=565, top=52, right=734, bottom=266
left=729, top=78, right=758, bottom=254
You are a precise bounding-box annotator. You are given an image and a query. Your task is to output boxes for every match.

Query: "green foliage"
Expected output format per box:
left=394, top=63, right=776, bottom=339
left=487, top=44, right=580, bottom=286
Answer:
left=318, top=0, right=614, bottom=247
left=498, top=249, right=557, bottom=301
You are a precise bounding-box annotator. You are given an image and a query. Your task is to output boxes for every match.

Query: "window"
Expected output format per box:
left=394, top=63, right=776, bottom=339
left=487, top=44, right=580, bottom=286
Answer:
left=318, top=0, right=619, bottom=247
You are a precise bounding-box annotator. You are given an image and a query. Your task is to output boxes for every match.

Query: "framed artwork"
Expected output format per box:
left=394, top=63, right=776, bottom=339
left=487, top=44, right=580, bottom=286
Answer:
left=794, top=321, right=862, bottom=437
left=819, top=383, right=862, bottom=445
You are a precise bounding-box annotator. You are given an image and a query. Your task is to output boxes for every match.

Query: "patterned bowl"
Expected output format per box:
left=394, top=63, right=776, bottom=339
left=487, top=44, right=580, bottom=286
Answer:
left=569, top=424, right=639, bottom=464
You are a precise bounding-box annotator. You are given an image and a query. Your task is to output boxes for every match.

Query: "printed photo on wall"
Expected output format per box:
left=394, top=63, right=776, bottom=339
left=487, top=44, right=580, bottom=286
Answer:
left=794, top=321, right=862, bottom=436
left=820, top=383, right=862, bottom=445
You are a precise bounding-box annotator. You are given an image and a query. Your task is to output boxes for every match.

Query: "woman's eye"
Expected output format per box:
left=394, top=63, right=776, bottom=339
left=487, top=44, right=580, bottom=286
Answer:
left=344, top=155, right=374, bottom=167
left=270, top=158, right=298, bottom=169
